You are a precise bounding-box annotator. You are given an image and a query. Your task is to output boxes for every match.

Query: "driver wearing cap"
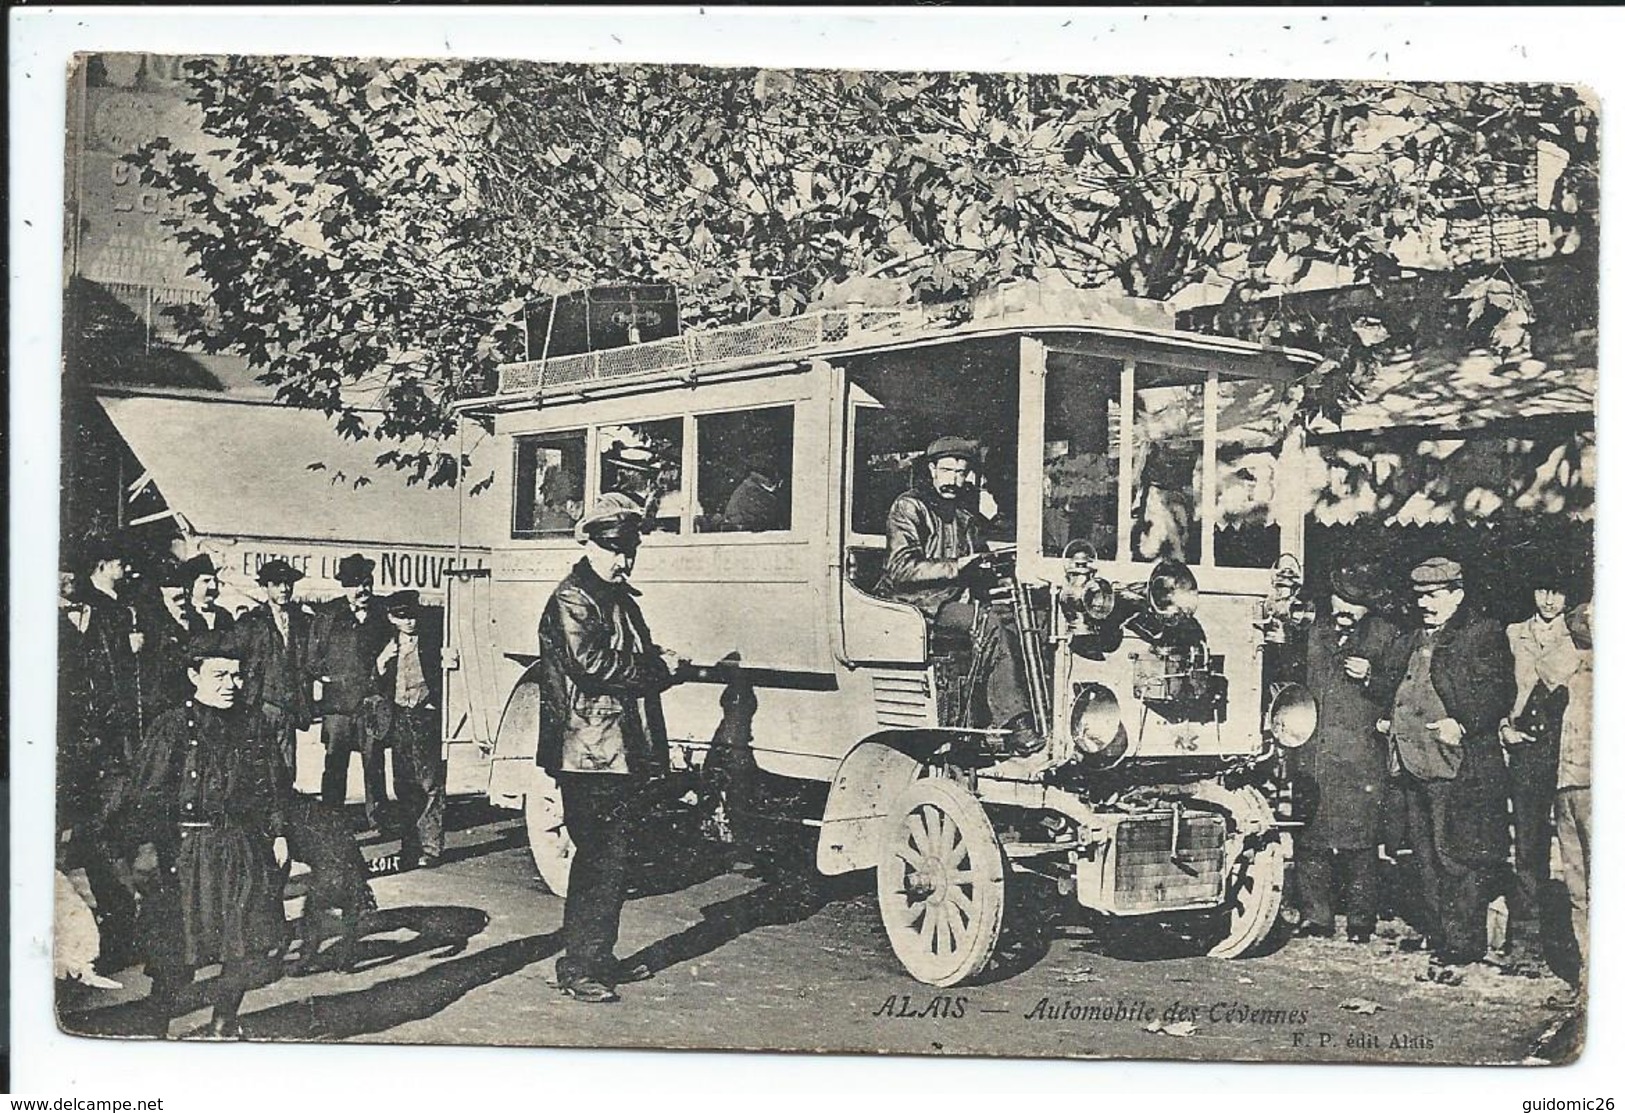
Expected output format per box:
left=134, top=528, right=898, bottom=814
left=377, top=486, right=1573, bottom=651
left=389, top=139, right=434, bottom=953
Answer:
left=872, top=436, right=1040, bottom=758
left=538, top=494, right=687, bottom=1003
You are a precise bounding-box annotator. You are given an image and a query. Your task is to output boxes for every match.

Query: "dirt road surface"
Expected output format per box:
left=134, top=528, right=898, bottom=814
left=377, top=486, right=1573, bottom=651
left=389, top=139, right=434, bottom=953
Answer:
left=60, top=800, right=1579, bottom=1066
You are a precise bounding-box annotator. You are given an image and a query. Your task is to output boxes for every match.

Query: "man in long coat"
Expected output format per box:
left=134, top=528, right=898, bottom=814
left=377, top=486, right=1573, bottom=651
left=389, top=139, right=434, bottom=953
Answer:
left=121, top=630, right=288, bottom=1038
left=71, top=537, right=145, bottom=972
left=1290, top=563, right=1405, bottom=943
left=137, top=559, right=201, bottom=726
left=308, top=554, right=395, bottom=829
left=1387, top=556, right=1516, bottom=979
left=183, top=553, right=235, bottom=635
left=539, top=494, right=685, bottom=1003
left=235, top=559, right=315, bottom=783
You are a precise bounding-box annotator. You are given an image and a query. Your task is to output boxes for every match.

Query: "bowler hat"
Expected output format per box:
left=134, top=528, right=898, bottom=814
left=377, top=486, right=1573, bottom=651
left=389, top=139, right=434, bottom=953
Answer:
left=180, top=553, right=222, bottom=582
left=335, top=553, right=376, bottom=586
left=1329, top=563, right=1384, bottom=607
left=385, top=590, right=420, bottom=617
left=256, top=558, right=305, bottom=586
left=1409, top=556, right=1463, bottom=590
left=924, top=436, right=981, bottom=464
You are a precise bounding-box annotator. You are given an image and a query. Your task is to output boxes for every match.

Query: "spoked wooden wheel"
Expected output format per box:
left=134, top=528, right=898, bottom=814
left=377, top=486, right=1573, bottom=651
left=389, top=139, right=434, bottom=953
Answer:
left=524, top=765, right=575, bottom=897
left=1206, top=835, right=1286, bottom=959
left=876, top=778, right=1006, bottom=987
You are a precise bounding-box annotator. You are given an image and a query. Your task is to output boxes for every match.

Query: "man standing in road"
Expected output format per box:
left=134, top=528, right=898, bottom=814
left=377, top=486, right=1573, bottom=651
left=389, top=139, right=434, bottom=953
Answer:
left=1549, top=601, right=1592, bottom=1010
left=872, top=436, right=1040, bottom=757
left=236, top=559, right=315, bottom=784
left=376, top=590, right=445, bottom=869
left=1290, top=563, right=1405, bottom=943
left=1499, top=566, right=1583, bottom=974
left=182, top=553, right=235, bottom=635
left=1387, top=556, right=1515, bottom=982
left=121, top=630, right=289, bottom=1039
left=309, top=554, right=395, bottom=830
left=539, top=493, right=685, bottom=1003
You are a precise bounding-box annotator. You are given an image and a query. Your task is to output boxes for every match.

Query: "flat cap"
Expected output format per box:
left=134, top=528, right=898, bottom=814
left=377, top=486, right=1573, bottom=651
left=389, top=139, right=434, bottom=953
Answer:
left=255, top=558, right=305, bottom=586
left=385, top=589, right=420, bottom=617
left=924, top=436, right=981, bottom=463
left=153, top=559, right=192, bottom=589
left=1409, top=556, right=1464, bottom=589
left=575, top=492, right=645, bottom=552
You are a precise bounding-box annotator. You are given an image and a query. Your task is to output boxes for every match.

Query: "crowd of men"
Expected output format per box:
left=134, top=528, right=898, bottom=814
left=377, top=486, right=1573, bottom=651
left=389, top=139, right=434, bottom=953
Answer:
left=1287, top=556, right=1592, bottom=1003
left=57, top=539, right=446, bottom=1036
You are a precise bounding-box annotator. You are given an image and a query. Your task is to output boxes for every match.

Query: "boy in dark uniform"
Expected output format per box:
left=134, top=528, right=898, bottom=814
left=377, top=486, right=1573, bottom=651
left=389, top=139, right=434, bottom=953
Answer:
left=123, top=631, right=288, bottom=1038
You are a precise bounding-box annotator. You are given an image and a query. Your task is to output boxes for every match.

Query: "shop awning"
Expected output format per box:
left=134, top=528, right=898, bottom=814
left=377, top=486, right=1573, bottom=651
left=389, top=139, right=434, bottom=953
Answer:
left=96, top=391, right=495, bottom=547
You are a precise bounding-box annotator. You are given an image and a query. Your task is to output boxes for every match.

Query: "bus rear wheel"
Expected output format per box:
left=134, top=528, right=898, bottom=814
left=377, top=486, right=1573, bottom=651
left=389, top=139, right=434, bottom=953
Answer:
left=876, top=778, right=1006, bottom=987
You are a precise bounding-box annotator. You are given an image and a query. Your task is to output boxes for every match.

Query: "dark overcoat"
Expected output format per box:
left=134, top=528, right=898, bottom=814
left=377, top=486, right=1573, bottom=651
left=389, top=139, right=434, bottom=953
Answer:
left=1291, top=611, right=1406, bottom=850
left=307, top=598, right=395, bottom=717
left=537, top=558, right=672, bottom=777
left=121, top=701, right=287, bottom=968
left=235, top=603, right=315, bottom=727
left=1391, top=606, right=1517, bottom=864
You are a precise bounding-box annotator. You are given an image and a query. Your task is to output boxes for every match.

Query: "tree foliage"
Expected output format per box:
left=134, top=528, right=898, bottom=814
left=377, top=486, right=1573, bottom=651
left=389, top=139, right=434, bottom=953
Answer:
left=138, top=58, right=1598, bottom=482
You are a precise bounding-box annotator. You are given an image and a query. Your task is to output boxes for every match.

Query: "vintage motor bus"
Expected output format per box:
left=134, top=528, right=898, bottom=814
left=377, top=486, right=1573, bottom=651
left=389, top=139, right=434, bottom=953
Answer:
left=445, top=285, right=1321, bottom=987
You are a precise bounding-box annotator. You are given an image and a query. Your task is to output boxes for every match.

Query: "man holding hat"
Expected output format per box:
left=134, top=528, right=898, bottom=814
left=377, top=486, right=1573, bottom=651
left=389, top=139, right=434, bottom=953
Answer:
left=308, top=554, right=396, bottom=829
left=118, top=628, right=289, bottom=1038
left=1290, top=562, right=1405, bottom=943
left=375, top=590, right=445, bottom=868
left=235, top=559, right=315, bottom=780
left=182, top=553, right=235, bottom=635
left=539, top=493, right=686, bottom=1002
left=1500, top=564, right=1585, bottom=971
left=1387, top=555, right=1516, bottom=979
left=872, top=436, right=1040, bottom=757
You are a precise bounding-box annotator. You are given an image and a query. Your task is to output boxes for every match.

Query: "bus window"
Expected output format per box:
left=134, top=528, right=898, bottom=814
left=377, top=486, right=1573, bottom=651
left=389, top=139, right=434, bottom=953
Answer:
left=1042, top=352, right=1120, bottom=560
left=1213, top=378, right=1285, bottom=568
left=513, top=430, right=586, bottom=538
left=694, top=405, right=795, bottom=534
left=1130, top=366, right=1204, bottom=564
left=599, top=418, right=684, bottom=533
left=850, top=405, right=918, bottom=538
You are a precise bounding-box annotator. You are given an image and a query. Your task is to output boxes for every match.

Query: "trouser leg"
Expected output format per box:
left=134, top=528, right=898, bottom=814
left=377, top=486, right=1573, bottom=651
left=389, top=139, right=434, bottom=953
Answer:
left=212, top=960, right=254, bottom=1025
left=556, top=773, right=633, bottom=986
left=145, top=963, right=192, bottom=1036
left=1342, top=846, right=1379, bottom=935
left=982, top=608, right=1033, bottom=728
left=1505, top=738, right=1559, bottom=949
left=1295, top=846, right=1335, bottom=930
left=1402, top=776, right=1443, bottom=943
left=1426, top=779, right=1489, bottom=963
left=390, top=724, right=421, bottom=854
left=320, top=715, right=356, bottom=809
left=935, top=601, right=1034, bottom=730
left=412, top=708, right=446, bottom=858
left=359, top=723, right=391, bottom=830
left=1555, top=787, right=1589, bottom=984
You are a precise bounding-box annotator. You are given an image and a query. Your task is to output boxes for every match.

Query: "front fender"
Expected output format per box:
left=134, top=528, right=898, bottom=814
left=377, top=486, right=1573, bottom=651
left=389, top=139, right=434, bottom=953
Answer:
left=815, top=735, right=937, bottom=875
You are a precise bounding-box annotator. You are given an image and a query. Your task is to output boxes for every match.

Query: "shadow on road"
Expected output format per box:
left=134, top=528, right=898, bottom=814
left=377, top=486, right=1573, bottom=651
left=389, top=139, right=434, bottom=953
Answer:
left=620, top=871, right=865, bottom=977
left=60, top=904, right=501, bottom=1042
left=241, top=924, right=560, bottom=1042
